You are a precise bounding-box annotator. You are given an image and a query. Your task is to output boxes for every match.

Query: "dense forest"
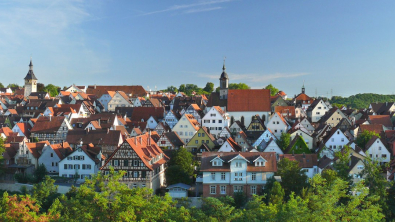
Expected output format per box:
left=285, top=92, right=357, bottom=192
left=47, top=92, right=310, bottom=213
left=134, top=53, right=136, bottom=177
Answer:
left=330, top=93, right=395, bottom=109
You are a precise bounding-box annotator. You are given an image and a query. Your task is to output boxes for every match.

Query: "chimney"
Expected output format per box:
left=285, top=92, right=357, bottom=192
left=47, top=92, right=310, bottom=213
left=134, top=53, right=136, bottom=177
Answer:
left=107, top=128, right=110, bottom=134
left=49, top=115, right=52, bottom=121
left=148, top=130, right=151, bottom=146
left=139, top=136, right=142, bottom=144
left=94, top=84, right=96, bottom=89
left=86, top=128, right=90, bottom=134
left=98, top=119, right=101, bottom=126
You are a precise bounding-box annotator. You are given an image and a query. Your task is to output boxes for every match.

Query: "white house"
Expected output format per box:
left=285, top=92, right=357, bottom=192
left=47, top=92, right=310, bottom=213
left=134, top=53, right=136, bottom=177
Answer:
left=364, top=136, right=391, bottom=164
left=163, top=110, right=180, bottom=129
left=98, top=92, right=113, bottom=111
left=262, top=139, right=283, bottom=155
left=306, top=99, right=329, bottom=122
left=200, top=152, right=277, bottom=198
left=107, top=91, right=133, bottom=112
left=266, top=112, right=290, bottom=138
left=201, top=106, right=230, bottom=138
left=39, top=142, right=73, bottom=174
left=322, top=129, right=350, bottom=159
left=59, top=144, right=103, bottom=182
left=252, top=129, right=277, bottom=151
left=218, top=138, right=243, bottom=152
left=290, top=129, right=313, bottom=150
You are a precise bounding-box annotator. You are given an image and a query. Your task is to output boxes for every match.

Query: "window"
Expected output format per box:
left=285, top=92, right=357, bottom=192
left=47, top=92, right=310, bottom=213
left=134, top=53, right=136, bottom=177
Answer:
left=204, top=120, right=210, bottom=123
left=219, top=120, right=222, bottom=123
left=341, top=138, right=344, bottom=142
left=212, top=120, right=216, bottom=123
left=379, top=147, right=381, bottom=150
left=134, top=171, right=139, bottom=178
left=234, top=186, right=243, bottom=193
left=124, top=160, right=128, bottom=166
left=198, top=133, right=201, bottom=137
left=251, top=173, right=256, bottom=181
left=235, top=162, right=242, bottom=168
left=357, top=165, right=364, bottom=170
left=64, top=164, right=67, bottom=169
left=195, top=140, right=198, bottom=144
left=331, top=138, right=334, bottom=142
left=206, top=140, right=209, bottom=143
left=179, top=132, right=183, bottom=136
left=382, top=154, right=387, bottom=158
left=210, top=186, right=216, bottom=194
left=316, top=112, right=320, bottom=115
left=202, top=133, right=205, bottom=137
left=82, top=164, right=86, bottom=169
left=273, top=121, right=275, bottom=124
left=221, top=172, right=226, bottom=180
left=50, top=153, right=53, bottom=157
left=114, top=160, right=119, bottom=166
left=251, top=186, right=256, bottom=195
left=189, top=132, right=193, bottom=136
left=234, top=172, right=243, bottom=181
left=211, top=173, right=215, bottom=180
left=220, top=185, right=226, bottom=194
left=134, top=160, right=138, bottom=166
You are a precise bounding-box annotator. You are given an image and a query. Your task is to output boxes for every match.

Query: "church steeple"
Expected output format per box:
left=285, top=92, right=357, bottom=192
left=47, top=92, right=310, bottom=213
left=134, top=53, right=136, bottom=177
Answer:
left=302, top=80, right=305, bottom=94
left=219, top=57, right=229, bottom=99
left=24, top=58, right=38, bottom=98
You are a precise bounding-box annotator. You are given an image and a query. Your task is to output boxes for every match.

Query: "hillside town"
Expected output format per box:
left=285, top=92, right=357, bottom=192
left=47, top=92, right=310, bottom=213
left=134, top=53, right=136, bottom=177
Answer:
left=1, top=59, right=394, bottom=200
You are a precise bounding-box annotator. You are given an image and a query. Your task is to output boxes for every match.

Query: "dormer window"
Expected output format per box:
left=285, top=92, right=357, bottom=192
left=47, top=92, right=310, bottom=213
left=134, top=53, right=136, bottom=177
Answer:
left=235, top=162, right=242, bottom=168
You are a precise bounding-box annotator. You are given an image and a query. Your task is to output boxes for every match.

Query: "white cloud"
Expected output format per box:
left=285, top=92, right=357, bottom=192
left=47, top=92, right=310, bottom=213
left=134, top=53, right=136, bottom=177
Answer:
left=140, top=0, right=233, bottom=16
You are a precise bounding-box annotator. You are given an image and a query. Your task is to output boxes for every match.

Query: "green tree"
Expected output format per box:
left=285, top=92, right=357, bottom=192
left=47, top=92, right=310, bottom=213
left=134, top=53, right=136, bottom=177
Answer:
left=44, top=84, right=60, bottom=97
left=333, top=146, right=352, bottom=184
left=233, top=191, right=248, bottom=209
left=165, top=165, right=191, bottom=185
left=0, top=82, right=4, bottom=88
left=178, top=84, right=186, bottom=92
left=276, top=158, right=308, bottom=198
left=32, top=176, right=59, bottom=213
left=168, top=147, right=194, bottom=177
left=360, top=156, right=390, bottom=217
left=269, top=181, right=284, bottom=205
left=265, top=84, right=279, bottom=96
left=355, top=130, right=380, bottom=148
left=165, top=85, right=178, bottom=93
left=200, top=197, right=242, bottom=221
left=387, top=182, right=395, bottom=220
left=37, top=83, right=45, bottom=92
left=7, top=83, right=20, bottom=88
left=229, top=83, right=250, bottom=90
left=321, top=169, right=338, bottom=185
left=203, top=82, right=214, bottom=93
left=276, top=133, right=291, bottom=151
left=34, top=164, right=48, bottom=183
left=0, top=137, right=5, bottom=176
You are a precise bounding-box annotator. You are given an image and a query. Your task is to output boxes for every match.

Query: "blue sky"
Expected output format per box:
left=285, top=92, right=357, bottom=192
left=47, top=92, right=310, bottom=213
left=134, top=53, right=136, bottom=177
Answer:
left=1, top=0, right=395, bottom=97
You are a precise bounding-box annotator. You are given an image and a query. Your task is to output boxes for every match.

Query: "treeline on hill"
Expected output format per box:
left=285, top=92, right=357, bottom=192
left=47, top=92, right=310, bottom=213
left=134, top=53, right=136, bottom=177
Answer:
left=162, top=83, right=283, bottom=97
left=162, top=82, right=251, bottom=96
left=0, top=82, right=62, bottom=97
left=1, top=148, right=394, bottom=221
left=331, top=93, right=395, bottom=109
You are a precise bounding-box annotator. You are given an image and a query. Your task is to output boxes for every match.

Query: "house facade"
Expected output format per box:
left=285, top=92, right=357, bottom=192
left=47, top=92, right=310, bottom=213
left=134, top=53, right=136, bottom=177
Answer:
left=201, top=106, right=230, bottom=138
left=100, top=133, right=169, bottom=192
left=200, top=152, right=277, bottom=198
left=172, top=114, right=200, bottom=144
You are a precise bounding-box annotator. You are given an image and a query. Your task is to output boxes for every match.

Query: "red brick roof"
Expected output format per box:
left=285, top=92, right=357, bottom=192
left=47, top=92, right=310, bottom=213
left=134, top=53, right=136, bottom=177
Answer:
left=86, top=85, right=146, bottom=98
left=278, top=154, right=318, bottom=168
left=275, top=106, right=296, bottom=118
left=359, top=124, right=384, bottom=135
left=130, top=107, right=164, bottom=122
left=31, top=116, right=66, bottom=133
left=227, top=89, right=271, bottom=112
left=369, top=115, right=393, bottom=128
left=26, top=141, right=50, bottom=158
left=50, top=142, right=73, bottom=160
left=0, top=127, right=13, bottom=137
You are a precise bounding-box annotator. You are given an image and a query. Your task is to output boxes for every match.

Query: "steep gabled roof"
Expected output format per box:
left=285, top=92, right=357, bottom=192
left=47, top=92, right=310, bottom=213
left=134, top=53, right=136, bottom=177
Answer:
left=227, top=89, right=271, bottom=112
left=50, top=142, right=73, bottom=160
left=368, top=115, right=393, bottom=128
left=31, top=116, right=66, bottom=133
left=130, top=107, right=164, bottom=122
left=359, top=124, right=384, bottom=135
left=26, top=141, right=50, bottom=158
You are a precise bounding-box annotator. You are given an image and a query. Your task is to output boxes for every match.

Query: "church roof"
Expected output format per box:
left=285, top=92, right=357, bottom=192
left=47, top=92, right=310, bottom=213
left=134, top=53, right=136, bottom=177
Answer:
left=24, top=59, right=38, bottom=80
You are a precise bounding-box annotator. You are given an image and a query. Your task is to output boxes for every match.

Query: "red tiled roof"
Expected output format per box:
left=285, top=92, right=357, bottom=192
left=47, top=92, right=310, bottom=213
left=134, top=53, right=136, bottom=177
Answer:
left=50, top=142, right=73, bottom=160
left=369, top=115, right=393, bottom=127
left=184, top=114, right=200, bottom=131
left=0, top=127, right=13, bottom=137
left=278, top=154, right=318, bottom=168
left=275, top=106, right=296, bottom=118
left=359, top=124, right=384, bottom=135
left=26, top=141, right=50, bottom=158
left=130, top=107, right=164, bottom=122
left=86, top=85, right=146, bottom=98
left=227, top=89, right=271, bottom=112
left=31, top=116, right=66, bottom=133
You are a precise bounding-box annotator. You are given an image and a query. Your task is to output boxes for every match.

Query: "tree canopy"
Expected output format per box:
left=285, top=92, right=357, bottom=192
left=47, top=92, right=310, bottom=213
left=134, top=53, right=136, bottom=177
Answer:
left=276, top=158, right=308, bottom=198
left=330, top=93, right=395, bottom=109
left=265, top=84, right=279, bottom=96
left=355, top=130, right=380, bottom=149
left=276, top=133, right=291, bottom=151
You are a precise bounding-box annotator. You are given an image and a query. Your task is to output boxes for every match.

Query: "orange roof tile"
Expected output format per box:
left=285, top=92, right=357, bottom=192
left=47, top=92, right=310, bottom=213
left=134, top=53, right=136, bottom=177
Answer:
left=227, top=89, right=271, bottom=112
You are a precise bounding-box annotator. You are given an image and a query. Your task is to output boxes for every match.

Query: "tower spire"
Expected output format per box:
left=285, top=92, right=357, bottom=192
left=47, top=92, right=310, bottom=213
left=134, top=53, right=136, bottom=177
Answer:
left=302, top=80, right=305, bottom=94
left=223, top=56, right=226, bottom=71
left=29, top=57, right=33, bottom=71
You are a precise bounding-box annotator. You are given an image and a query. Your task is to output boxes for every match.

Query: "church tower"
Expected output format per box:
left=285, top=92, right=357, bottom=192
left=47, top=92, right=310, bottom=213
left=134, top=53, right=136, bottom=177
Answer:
left=301, top=81, right=305, bottom=94
left=24, top=58, right=38, bottom=98
left=219, top=60, right=229, bottom=99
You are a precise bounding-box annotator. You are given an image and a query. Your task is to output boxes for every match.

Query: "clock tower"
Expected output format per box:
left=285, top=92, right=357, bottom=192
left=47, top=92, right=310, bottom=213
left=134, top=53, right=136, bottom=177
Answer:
left=24, top=58, right=38, bottom=98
